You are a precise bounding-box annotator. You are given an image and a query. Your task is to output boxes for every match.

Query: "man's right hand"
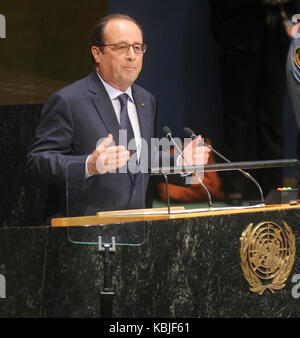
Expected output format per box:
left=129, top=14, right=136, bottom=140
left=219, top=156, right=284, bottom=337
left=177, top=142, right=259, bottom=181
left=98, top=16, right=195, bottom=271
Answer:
left=87, top=134, right=130, bottom=175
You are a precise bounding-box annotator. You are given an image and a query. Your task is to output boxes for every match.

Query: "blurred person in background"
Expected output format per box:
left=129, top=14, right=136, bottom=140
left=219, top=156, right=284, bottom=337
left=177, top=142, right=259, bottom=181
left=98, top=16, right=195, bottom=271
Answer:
left=209, top=0, right=300, bottom=205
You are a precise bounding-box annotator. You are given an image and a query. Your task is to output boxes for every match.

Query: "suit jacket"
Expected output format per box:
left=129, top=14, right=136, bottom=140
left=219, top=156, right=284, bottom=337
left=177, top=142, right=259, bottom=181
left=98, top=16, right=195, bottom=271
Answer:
left=26, top=71, right=157, bottom=219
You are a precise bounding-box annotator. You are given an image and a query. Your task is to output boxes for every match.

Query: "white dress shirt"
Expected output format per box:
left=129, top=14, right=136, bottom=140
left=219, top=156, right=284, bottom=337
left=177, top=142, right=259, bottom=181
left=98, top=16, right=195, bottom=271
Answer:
left=97, top=73, right=142, bottom=159
left=86, top=73, right=142, bottom=177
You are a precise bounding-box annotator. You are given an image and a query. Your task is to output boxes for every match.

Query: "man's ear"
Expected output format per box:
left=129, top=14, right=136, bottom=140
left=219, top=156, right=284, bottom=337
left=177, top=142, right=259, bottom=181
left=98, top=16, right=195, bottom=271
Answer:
left=91, top=46, right=102, bottom=64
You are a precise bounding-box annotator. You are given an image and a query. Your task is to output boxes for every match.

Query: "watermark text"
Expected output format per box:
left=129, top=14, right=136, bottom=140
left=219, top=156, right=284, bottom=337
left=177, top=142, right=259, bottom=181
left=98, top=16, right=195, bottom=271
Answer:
left=0, top=274, right=5, bottom=299
left=0, top=13, right=6, bottom=38
left=291, top=273, right=300, bottom=299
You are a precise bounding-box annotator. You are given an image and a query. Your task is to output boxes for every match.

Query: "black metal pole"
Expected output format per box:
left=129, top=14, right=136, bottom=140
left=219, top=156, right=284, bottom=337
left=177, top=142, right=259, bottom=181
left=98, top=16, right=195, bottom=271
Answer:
left=99, top=237, right=115, bottom=318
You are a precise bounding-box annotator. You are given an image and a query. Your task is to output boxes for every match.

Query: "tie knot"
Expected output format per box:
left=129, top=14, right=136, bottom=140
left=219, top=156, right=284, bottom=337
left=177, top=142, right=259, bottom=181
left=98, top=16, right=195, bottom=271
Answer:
left=118, top=93, right=129, bottom=108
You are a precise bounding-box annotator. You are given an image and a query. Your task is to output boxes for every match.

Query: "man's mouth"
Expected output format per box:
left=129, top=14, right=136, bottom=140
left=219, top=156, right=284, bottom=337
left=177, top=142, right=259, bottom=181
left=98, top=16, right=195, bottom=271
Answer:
left=123, top=65, right=136, bottom=70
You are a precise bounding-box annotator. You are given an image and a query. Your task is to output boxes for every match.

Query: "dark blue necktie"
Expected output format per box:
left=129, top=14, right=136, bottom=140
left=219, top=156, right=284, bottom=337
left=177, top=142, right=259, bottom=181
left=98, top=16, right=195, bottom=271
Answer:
left=118, top=93, right=137, bottom=156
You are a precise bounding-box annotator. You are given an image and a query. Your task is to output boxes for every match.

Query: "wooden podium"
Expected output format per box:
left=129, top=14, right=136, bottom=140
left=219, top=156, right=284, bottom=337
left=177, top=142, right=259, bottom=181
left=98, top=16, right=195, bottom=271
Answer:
left=51, top=203, right=300, bottom=226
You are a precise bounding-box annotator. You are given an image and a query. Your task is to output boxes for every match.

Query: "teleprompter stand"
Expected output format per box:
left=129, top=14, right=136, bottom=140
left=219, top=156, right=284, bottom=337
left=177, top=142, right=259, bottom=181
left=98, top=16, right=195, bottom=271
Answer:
left=98, top=236, right=116, bottom=318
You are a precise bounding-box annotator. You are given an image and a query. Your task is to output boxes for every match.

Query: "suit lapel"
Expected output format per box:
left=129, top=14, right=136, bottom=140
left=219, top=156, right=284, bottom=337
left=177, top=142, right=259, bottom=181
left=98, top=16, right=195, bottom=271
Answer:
left=87, top=71, right=121, bottom=145
left=131, top=85, right=152, bottom=144
left=131, top=85, right=153, bottom=186
left=87, top=72, right=152, bottom=145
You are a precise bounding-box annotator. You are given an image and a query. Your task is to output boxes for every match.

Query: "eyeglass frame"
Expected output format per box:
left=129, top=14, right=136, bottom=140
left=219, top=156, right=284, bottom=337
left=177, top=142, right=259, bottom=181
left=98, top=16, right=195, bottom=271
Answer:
left=96, top=42, right=147, bottom=54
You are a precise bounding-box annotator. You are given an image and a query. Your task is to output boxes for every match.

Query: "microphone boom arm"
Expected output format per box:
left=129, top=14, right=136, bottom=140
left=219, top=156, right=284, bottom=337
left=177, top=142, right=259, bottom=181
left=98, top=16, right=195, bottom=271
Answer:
left=150, top=159, right=299, bottom=174
left=195, top=138, right=265, bottom=204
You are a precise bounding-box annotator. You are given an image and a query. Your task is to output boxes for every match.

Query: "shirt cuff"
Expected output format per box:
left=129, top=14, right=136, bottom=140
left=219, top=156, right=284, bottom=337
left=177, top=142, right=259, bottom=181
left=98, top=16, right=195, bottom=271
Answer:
left=85, top=155, right=92, bottom=179
left=176, top=154, right=192, bottom=177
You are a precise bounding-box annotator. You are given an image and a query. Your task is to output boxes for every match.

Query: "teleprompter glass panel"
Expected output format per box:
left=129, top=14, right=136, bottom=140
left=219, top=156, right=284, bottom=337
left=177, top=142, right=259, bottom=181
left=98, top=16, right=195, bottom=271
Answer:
left=63, top=161, right=147, bottom=246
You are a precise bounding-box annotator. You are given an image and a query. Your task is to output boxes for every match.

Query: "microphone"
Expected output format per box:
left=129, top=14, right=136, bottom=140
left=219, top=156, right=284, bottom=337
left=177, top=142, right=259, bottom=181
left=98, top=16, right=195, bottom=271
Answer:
left=183, top=127, right=265, bottom=205
left=162, top=126, right=213, bottom=208
left=162, top=126, right=172, bottom=139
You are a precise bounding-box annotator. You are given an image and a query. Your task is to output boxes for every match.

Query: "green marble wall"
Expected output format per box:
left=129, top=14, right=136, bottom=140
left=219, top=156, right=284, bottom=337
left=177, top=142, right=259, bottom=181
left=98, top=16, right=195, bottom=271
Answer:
left=0, top=104, right=47, bottom=227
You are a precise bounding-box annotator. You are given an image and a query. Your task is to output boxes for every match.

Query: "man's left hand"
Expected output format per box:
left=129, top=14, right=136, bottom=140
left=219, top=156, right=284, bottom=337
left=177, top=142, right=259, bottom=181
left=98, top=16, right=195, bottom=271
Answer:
left=180, top=135, right=211, bottom=166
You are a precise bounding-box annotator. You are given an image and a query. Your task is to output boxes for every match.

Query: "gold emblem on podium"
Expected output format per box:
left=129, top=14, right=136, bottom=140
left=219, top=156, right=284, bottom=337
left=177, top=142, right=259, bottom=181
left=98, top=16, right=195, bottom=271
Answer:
left=240, top=221, right=296, bottom=295
left=294, top=46, right=300, bottom=69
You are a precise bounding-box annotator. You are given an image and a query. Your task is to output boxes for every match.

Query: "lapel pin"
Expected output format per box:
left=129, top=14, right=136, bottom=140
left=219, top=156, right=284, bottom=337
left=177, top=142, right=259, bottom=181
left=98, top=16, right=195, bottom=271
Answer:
left=141, top=103, right=145, bottom=107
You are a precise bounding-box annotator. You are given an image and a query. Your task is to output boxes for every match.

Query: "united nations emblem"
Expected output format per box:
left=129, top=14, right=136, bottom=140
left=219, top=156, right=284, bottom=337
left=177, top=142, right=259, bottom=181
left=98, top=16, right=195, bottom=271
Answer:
left=240, top=221, right=296, bottom=295
left=294, top=46, right=300, bottom=69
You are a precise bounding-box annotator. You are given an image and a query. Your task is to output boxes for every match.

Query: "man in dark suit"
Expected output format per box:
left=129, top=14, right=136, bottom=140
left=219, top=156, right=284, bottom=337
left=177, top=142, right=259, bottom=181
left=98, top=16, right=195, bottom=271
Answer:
left=26, top=14, right=210, bottom=222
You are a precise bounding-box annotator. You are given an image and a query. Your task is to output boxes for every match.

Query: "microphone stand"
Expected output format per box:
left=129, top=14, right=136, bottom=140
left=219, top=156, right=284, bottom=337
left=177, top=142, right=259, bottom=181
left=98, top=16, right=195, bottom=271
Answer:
left=99, top=236, right=116, bottom=318
left=163, top=130, right=213, bottom=209
left=150, top=159, right=300, bottom=212
left=193, top=136, right=265, bottom=205
left=161, top=171, right=171, bottom=214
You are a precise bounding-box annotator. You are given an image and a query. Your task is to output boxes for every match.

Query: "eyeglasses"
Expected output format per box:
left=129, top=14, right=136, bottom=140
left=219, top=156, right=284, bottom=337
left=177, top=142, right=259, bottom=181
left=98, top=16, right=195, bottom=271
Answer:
left=98, top=42, right=147, bottom=55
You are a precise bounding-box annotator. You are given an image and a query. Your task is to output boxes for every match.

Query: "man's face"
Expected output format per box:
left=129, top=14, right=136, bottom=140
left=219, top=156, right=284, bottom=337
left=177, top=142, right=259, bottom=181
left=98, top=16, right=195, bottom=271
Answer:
left=93, top=19, right=144, bottom=91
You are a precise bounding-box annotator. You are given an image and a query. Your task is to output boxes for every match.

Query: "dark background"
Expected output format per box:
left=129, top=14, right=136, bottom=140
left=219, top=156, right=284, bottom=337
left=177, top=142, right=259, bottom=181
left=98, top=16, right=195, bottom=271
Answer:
left=0, top=0, right=298, bottom=226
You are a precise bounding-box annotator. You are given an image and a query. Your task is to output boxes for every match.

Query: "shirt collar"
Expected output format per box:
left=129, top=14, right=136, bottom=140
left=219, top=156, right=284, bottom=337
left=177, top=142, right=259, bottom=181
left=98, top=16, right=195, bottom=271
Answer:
left=96, top=72, right=134, bottom=102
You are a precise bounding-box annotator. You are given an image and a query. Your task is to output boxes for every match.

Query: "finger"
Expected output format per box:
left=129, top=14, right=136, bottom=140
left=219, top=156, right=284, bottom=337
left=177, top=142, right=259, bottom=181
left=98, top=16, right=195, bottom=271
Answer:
left=95, top=152, right=109, bottom=174
left=106, top=155, right=129, bottom=171
left=104, top=147, right=130, bottom=163
left=195, top=136, right=206, bottom=148
left=106, top=151, right=130, bottom=166
left=96, top=134, right=113, bottom=150
left=102, top=145, right=128, bottom=157
left=98, top=149, right=130, bottom=171
left=195, top=134, right=204, bottom=143
left=95, top=145, right=108, bottom=157
left=105, top=145, right=127, bottom=155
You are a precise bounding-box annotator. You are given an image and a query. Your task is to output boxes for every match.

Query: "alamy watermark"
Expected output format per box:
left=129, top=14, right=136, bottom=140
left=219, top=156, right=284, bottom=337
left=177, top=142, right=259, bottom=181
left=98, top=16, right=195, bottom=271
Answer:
left=94, top=133, right=206, bottom=183
left=0, top=274, right=5, bottom=299
left=0, top=13, right=6, bottom=38
left=291, top=273, right=300, bottom=299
